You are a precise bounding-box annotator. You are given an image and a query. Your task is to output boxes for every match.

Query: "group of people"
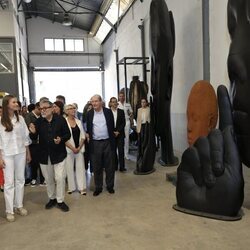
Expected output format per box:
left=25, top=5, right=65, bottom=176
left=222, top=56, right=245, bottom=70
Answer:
left=0, top=92, right=151, bottom=222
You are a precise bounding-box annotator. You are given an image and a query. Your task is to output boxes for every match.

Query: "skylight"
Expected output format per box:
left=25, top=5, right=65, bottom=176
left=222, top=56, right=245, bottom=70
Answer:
left=95, top=0, right=134, bottom=43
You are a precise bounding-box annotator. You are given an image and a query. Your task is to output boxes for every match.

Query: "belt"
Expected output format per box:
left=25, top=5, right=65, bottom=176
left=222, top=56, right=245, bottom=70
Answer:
left=93, top=139, right=109, bottom=142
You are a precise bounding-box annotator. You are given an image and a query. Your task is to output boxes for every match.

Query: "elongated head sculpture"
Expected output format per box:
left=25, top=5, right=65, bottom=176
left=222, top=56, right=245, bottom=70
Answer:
left=227, top=0, right=250, bottom=167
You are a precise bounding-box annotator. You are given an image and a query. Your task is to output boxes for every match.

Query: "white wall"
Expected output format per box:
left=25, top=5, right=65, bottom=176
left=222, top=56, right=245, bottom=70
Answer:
left=0, top=1, right=29, bottom=101
left=12, top=0, right=29, bottom=101
left=210, top=0, right=230, bottom=89
left=27, top=17, right=102, bottom=68
left=103, top=0, right=203, bottom=154
left=0, top=11, right=14, bottom=36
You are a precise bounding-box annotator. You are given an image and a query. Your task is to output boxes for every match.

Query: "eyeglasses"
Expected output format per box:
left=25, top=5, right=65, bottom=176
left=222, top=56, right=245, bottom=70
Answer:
left=67, top=107, right=76, bottom=110
left=41, top=106, right=52, bottom=111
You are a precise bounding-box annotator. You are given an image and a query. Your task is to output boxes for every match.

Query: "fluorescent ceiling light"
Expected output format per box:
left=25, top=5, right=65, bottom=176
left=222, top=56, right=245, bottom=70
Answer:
left=23, top=0, right=32, bottom=3
left=62, top=13, right=72, bottom=26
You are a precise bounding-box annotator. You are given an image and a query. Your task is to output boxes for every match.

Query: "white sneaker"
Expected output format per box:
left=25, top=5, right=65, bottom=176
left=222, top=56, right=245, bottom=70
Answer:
left=15, top=207, right=28, bottom=216
left=6, top=213, right=15, bottom=222
left=31, top=179, right=36, bottom=187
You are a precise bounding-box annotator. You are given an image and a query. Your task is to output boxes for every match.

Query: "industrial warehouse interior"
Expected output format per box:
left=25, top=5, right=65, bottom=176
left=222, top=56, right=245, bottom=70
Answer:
left=0, top=0, right=250, bottom=249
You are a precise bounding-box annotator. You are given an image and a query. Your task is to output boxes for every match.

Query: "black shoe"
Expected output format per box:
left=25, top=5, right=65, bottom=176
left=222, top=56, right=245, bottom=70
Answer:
left=57, top=202, right=69, bottom=212
left=93, top=190, right=102, bottom=196
left=25, top=179, right=31, bottom=186
left=119, top=168, right=127, bottom=172
left=45, top=199, right=57, bottom=209
left=107, top=188, right=115, bottom=194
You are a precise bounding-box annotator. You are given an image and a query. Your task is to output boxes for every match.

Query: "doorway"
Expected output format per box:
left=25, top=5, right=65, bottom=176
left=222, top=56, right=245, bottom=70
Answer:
left=34, top=71, right=102, bottom=111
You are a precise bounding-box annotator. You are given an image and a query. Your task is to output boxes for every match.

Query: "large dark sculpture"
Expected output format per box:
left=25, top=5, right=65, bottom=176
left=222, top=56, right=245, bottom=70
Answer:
left=135, top=98, right=156, bottom=175
left=174, top=0, right=250, bottom=219
left=227, top=0, right=250, bottom=167
left=129, top=76, right=148, bottom=120
left=175, top=85, right=244, bottom=219
left=150, top=0, right=178, bottom=166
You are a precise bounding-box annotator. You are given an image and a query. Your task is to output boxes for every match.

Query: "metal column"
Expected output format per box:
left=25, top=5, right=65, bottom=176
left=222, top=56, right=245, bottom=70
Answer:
left=124, top=59, right=128, bottom=102
left=202, top=0, right=210, bottom=81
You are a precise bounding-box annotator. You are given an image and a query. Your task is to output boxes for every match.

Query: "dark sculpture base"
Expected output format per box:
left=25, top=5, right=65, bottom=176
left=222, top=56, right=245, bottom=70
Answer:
left=134, top=168, right=156, bottom=175
left=172, top=204, right=242, bottom=221
left=166, top=172, right=177, bottom=186
left=158, top=156, right=179, bottom=167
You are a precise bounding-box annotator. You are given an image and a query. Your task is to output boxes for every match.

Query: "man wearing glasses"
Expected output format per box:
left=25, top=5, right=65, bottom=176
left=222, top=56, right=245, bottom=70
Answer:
left=29, top=99, right=71, bottom=212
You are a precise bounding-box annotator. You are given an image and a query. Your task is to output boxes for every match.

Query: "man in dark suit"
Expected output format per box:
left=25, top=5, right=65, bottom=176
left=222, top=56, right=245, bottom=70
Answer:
left=109, top=97, right=126, bottom=172
left=25, top=102, right=45, bottom=186
left=86, top=95, right=115, bottom=196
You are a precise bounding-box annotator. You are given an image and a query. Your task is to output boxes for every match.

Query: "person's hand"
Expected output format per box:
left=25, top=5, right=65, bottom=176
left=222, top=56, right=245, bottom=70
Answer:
left=54, top=136, right=61, bottom=144
left=26, top=152, right=31, bottom=164
left=0, top=158, right=5, bottom=169
left=85, top=133, right=90, bottom=143
left=176, top=85, right=244, bottom=217
left=73, top=147, right=80, bottom=154
left=29, top=123, right=36, bottom=134
left=114, top=131, right=119, bottom=137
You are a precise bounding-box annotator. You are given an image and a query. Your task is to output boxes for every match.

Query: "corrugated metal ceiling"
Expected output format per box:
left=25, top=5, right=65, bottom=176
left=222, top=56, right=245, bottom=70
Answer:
left=21, top=0, right=105, bottom=31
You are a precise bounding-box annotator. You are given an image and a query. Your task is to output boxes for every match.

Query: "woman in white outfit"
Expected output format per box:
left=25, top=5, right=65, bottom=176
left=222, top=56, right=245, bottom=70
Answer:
left=136, top=98, right=150, bottom=134
left=65, top=104, right=86, bottom=195
left=0, top=95, right=31, bottom=222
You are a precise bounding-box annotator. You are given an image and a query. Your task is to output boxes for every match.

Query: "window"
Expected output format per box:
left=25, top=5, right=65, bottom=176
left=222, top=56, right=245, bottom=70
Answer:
left=44, top=39, right=54, bottom=51
left=65, top=39, right=74, bottom=51
left=0, top=43, right=14, bottom=73
left=44, top=38, right=84, bottom=52
left=95, top=0, right=134, bottom=43
left=54, top=39, right=64, bottom=51
left=74, top=39, right=84, bottom=51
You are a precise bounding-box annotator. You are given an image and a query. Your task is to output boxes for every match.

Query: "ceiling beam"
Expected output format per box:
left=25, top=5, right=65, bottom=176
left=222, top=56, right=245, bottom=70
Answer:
left=59, top=0, right=116, bottom=32
left=71, top=0, right=80, bottom=26
left=18, top=9, right=92, bottom=15
left=55, top=0, right=67, bottom=12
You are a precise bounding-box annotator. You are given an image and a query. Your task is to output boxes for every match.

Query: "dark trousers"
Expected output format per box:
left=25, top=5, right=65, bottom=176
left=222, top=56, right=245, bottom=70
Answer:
left=91, top=140, right=114, bottom=191
left=114, top=136, right=125, bottom=170
left=84, top=141, right=93, bottom=173
left=30, top=144, right=44, bottom=183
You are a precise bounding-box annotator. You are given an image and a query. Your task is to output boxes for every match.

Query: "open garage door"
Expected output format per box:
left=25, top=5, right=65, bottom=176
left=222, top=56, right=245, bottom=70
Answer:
left=34, top=71, right=103, bottom=111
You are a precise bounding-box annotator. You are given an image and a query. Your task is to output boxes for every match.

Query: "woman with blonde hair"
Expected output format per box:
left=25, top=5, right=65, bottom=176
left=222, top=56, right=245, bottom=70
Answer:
left=0, top=95, right=31, bottom=222
left=65, top=104, right=86, bottom=195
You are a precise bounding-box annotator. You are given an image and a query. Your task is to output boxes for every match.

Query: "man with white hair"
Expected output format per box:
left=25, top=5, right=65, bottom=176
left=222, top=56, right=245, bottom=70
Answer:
left=86, top=95, right=115, bottom=196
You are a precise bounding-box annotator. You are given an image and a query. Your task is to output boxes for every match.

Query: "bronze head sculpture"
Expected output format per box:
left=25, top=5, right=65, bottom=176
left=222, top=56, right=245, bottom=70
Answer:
left=187, top=80, right=218, bottom=146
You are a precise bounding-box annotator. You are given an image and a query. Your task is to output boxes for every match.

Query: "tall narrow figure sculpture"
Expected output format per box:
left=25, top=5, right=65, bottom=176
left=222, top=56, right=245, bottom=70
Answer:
left=150, top=0, right=178, bottom=166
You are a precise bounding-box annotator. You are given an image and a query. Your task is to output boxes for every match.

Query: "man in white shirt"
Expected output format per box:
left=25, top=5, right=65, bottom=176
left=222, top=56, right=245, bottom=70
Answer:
left=118, top=92, right=133, bottom=160
left=86, top=95, right=116, bottom=196
left=110, top=97, right=126, bottom=172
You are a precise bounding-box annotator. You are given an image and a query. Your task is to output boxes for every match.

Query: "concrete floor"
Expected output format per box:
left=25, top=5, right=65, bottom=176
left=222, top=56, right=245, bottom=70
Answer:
left=0, top=154, right=250, bottom=250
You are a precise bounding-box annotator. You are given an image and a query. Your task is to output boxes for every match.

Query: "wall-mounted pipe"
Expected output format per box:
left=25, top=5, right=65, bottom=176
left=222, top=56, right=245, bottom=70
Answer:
left=138, top=21, right=147, bottom=83
left=202, top=0, right=210, bottom=81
